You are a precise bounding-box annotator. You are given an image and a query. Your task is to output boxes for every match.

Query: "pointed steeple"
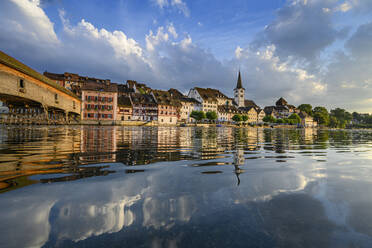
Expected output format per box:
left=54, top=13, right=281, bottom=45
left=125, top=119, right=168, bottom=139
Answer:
left=236, top=71, right=243, bottom=89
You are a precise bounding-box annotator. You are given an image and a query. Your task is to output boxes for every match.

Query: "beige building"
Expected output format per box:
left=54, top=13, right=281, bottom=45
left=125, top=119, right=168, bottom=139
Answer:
left=117, top=95, right=132, bottom=121
left=240, top=106, right=258, bottom=124
left=188, top=87, right=229, bottom=113
left=152, top=90, right=180, bottom=125
left=257, top=109, right=266, bottom=123
left=299, top=112, right=317, bottom=127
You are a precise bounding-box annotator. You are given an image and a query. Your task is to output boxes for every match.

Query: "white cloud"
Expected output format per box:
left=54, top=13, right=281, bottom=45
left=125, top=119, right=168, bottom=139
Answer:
left=152, top=0, right=190, bottom=17
left=0, top=0, right=58, bottom=45
left=167, top=23, right=178, bottom=39
left=170, top=0, right=189, bottom=17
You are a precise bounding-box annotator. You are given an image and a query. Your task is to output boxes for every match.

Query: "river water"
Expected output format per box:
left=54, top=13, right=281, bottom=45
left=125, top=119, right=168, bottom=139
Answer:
left=0, top=126, right=372, bottom=248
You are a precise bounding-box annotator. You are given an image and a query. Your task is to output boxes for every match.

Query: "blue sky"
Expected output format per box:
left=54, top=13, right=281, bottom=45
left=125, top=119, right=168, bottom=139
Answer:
left=1, top=0, right=372, bottom=112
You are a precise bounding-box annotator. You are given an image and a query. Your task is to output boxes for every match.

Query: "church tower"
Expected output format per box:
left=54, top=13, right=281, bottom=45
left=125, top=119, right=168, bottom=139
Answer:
left=234, top=71, right=245, bottom=108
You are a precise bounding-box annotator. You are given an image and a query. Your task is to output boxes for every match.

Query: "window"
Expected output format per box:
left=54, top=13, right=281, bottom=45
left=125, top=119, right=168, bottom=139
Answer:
left=55, top=94, right=58, bottom=102
left=108, top=114, right=112, bottom=118
left=121, top=116, right=124, bottom=121
left=19, top=79, right=25, bottom=88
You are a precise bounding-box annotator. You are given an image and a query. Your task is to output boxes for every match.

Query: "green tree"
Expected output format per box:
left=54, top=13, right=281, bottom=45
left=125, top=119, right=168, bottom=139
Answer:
left=263, top=115, right=276, bottom=123
left=190, top=111, right=206, bottom=122
left=329, top=116, right=339, bottom=128
left=313, top=106, right=329, bottom=126
left=242, top=115, right=248, bottom=123
left=206, top=111, right=218, bottom=122
left=276, top=119, right=284, bottom=124
left=298, top=104, right=313, bottom=116
left=232, top=114, right=242, bottom=123
left=289, top=113, right=301, bottom=124
left=330, top=108, right=352, bottom=127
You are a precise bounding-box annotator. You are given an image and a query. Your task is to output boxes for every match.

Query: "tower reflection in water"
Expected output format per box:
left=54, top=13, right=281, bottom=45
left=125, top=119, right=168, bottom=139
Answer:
left=0, top=126, right=331, bottom=193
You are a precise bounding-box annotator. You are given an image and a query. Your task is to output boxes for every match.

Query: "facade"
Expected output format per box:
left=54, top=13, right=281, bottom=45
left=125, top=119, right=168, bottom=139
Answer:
left=168, top=88, right=201, bottom=123
left=152, top=90, right=180, bottom=125
left=234, top=71, right=245, bottom=108
left=264, top=97, right=299, bottom=119
left=299, top=112, right=317, bottom=127
left=130, top=93, right=158, bottom=121
left=188, top=87, right=229, bottom=113
left=81, top=82, right=118, bottom=123
left=257, top=109, right=266, bottom=123
left=217, top=105, right=240, bottom=122
left=240, top=106, right=258, bottom=123
left=117, top=95, right=133, bottom=121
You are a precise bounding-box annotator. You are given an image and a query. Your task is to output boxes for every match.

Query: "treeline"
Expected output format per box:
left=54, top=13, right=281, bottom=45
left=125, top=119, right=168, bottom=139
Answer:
left=297, top=104, right=370, bottom=128
left=262, top=113, right=302, bottom=125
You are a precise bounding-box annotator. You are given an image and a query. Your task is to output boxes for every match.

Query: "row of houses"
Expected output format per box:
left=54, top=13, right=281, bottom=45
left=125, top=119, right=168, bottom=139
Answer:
left=43, top=71, right=317, bottom=126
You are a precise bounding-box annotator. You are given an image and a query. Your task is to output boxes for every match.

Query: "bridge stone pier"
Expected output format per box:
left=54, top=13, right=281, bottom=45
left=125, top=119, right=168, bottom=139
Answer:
left=0, top=51, right=81, bottom=125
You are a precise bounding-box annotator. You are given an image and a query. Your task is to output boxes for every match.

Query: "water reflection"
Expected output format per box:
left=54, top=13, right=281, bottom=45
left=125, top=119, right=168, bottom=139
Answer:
left=1, top=126, right=372, bottom=247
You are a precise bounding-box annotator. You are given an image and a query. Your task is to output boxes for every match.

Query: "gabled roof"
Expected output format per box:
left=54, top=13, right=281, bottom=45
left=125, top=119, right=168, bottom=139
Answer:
left=152, top=90, right=181, bottom=106
left=276, top=97, right=288, bottom=106
left=117, top=84, right=135, bottom=94
left=264, top=106, right=277, bottom=115
left=81, top=82, right=118, bottom=92
left=218, top=105, right=239, bottom=113
left=194, top=87, right=228, bottom=101
left=168, top=88, right=185, bottom=99
left=244, top=99, right=258, bottom=108
left=180, top=97, right=201, bottom=104
left=130, top=93, right=157, bottom=105
left=239, top=106, right=257, bottom=113
left=118, top=95, right=132, bottom=107
left=0, top=50, right=80, bottom=101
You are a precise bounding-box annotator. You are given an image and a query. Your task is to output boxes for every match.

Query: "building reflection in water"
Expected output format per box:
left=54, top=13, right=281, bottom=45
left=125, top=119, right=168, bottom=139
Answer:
left=0, top=126, right=346, bottom=193
left=2, top=126, right=372, bottom=247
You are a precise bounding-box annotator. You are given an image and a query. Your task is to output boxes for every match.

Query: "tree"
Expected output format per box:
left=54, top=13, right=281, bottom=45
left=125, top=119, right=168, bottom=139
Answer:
left=232, top=114, right=242, bottom=123
left=298, top=104, right=313, bottom=116
left=313, top=106, right=329, bottom=126
left=190, top=111, right=206, bottom=122
left=276, top=119, right=284, bottom=124
left=288, top=113, right=301, bottom=124
left=263, top=115, right=276, bottom=123
left=242, top=115, right=248, bottom=123
left=206, top=111, right=218, bottom=122
left=330, top=108, right=352, bottom=127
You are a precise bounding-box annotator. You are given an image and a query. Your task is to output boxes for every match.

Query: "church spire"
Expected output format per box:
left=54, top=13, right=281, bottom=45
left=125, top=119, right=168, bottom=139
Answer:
left=236, top=70, right=243, bottom=89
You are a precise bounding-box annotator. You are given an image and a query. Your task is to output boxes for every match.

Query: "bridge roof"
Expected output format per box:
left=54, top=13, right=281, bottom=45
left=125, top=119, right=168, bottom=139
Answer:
left=0, top=50, right=81, bottom=101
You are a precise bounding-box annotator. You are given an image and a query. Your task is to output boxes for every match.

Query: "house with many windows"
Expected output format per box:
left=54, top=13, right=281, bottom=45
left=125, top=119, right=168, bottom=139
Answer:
left=168, top=88, right=201, bottom=123
left=152, top=90, right=181, bottom=125
left=130, top=93, right=158, bottom=121
left=81, top=82, right=118, bottom=124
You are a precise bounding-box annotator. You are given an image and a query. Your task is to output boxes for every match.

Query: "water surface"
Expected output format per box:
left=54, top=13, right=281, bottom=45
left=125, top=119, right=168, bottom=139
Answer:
left=1, top=126, right=372, bottom=248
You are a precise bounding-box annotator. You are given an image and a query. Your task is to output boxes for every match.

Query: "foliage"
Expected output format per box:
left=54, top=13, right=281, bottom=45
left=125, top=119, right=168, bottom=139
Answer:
left=232, top=114, right=243, bottom=122
left=263, top=115, right=276, bottom=123
left=330, top=108, right=352, bottom=128
left=276, top=118, right=284, bottom=124
left=190, top=111, right=206, bottom=121
left=206, top=111, right=217, bottom=121
left=313, top=106, right=329, bottom=126
left=298, top=104, right=313, bottom=116
left=288, top=113, right=301, bottom=124
left=242, top=115, right=248, bottom=122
